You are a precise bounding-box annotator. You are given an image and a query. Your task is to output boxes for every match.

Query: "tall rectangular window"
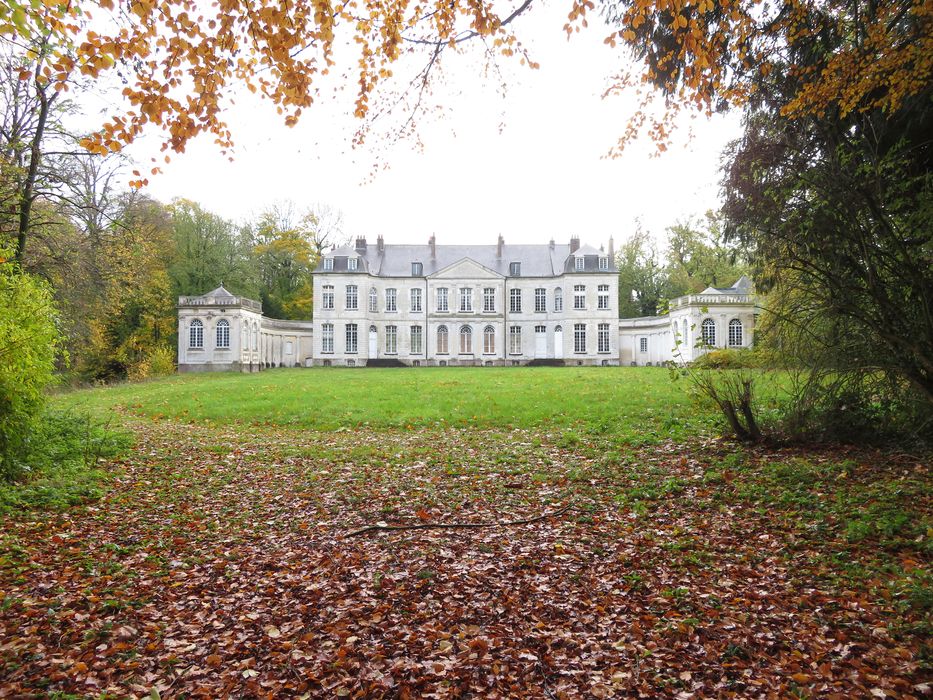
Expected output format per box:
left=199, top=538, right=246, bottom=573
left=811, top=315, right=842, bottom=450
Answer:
left=509, top=262, right=521, bottom=276
left=437, top=287, right=448, bottom=312
left=575, top=256, right=585, bottom=271
left=346, top=323, right=358, bottom=353
left=347, top=257, right=358, bottom=271
left=598, top=323, right=610, bottom=353
left=554, top=288, right=563, bottom=312
left=323, top=257, right=333, bottom=271
left=368, top=287, right=377, bottom=312
left=346, top=284, right=358, bottom=310
left=483, top=287, right=495, bottom=313
left=322, top=323, right=334, bottom=353
left=215, top=320, right=230, bottom=348
left=510, top=288, right=522, bottom=313
left=385, top=288, right=397, bottom=312
left=437, top=326, right=449, bottom=354
left=509, top=326, right=522, bottom=354
left=639, top=336, right=648, bottom=353
left=411, top=262, right=423, bottom=276
left=574, top=285, right=586, bottom=310
left=599, top=257, right=609, bottom=270
left=189, top=320, right=203, bottom=349
left=483, top=326, right=495, bottom=354
left=322, top=285, right=334, bottom=310
left=410, top=325, right=423, bottom=354
left=598, top=284, right=610, bottom=310
left=460, top=287, right=473, bottom=312
left=535, top=288, right=546, bottom=312
left=410, top=288, right=422, bottom=312
left=574, top=323, right=586, bottom=353
left=385, top=325, right=397, bottom=354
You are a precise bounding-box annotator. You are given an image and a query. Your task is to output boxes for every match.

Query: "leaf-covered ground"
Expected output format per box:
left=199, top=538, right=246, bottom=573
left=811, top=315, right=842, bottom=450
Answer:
left=1, top=420, right=929, bottom=698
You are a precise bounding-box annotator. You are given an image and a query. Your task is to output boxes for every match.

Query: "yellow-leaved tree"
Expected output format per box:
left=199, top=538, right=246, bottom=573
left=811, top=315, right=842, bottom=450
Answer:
left=1, top=0, right=927, bottom=160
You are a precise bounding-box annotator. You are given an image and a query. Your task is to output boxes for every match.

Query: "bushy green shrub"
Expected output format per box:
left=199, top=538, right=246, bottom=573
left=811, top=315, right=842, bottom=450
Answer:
left=691, top=348, right=764, bottom=369
left=0, top=254, right=62, bottom=481
left=0, top=408, right=131, bottom=512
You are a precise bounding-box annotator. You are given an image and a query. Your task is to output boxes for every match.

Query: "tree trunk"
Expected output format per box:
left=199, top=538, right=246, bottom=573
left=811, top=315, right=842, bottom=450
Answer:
left=15, top=73, right=50, bottom=263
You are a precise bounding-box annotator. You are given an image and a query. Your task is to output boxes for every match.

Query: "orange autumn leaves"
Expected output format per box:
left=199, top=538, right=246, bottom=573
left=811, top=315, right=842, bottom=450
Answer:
left=3, top=0, right=931, bottom=157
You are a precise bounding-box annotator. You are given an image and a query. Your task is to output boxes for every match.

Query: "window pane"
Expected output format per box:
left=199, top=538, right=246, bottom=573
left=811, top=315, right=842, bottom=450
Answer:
left=216, top=319, right=229, bottom=348
left=460, top=326, right=472, bottom=353
left=574, top=323, right=586, bottom=353
left=535, top=288, right=546, bottom=312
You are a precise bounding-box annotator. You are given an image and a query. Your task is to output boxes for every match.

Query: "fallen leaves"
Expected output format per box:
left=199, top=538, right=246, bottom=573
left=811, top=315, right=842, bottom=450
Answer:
left=0, top=420, right=928, bottom=698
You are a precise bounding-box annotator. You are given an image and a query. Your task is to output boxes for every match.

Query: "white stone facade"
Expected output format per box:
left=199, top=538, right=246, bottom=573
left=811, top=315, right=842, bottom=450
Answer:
left=176, top=241, right=758, bottom=371
left=311, top=237, right=619, bottom=366
left=177, top=286, right=313, bottom=372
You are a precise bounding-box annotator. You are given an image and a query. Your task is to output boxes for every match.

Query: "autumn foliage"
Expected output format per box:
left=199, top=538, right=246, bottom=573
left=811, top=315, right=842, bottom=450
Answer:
left=2, top=0, right=929, bottom=158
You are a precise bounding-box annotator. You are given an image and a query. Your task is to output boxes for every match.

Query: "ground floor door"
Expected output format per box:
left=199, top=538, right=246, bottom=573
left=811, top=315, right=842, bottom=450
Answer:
left=368, top=326, right=377, bottom=357
left=535, top=326, right=547, bottom=358
left=554, top=326, right=563, bottom=359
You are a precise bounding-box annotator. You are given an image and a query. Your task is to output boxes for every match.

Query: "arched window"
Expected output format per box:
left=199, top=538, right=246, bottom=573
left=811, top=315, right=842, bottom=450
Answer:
left=189, top=319, right=203, bottom=349
left=369, top=287, right=378, bottom=312
left=483, top=325, right=495, bottom=354
left=728, top=318, right=743, bottom=347
left=701, top=318, right=716, bottom=346
left=460, top=325, right=472, bottom=354
left=437, top=325, right=449, bottom=354
left=216, top=319, right=230, bottom=348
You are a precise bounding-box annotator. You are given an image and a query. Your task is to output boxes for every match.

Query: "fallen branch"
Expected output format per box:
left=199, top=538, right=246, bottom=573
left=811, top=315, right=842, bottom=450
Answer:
left=346, top=504, right=572, bottom=537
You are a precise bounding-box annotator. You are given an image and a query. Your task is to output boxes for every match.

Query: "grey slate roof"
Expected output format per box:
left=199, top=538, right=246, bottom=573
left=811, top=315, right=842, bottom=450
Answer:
left=316, top=242, right=617, bottom=277
left=203, top=284, right=236, bottom=299
left=700, top=276, right=754, bottom=295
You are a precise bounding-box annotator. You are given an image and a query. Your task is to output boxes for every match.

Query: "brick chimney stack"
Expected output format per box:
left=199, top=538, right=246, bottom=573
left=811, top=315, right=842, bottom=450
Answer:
left=377, top=235, right=385, bottom=254
left=570, top=236, right=580, bottom=253
left=549, top=238, right=555, bottom=250
left=429, top=234, right=436, bottom=259
left=355, top=237, right=367, bottom=251
left=608, top=235, right=614, bottom=259
left=497, top=234, right=504, bottom=258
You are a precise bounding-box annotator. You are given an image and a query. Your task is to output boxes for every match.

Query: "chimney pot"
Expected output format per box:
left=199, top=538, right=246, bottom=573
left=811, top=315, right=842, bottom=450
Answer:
left=355, top=237, right=367, bottom=251
left=377, top=235, right=385, bottom=253
left=570, top=236, right=580, bottom=254
left=497, top=234, right=504, bottom=258
left=429, top=234, right=436, bottom=259
left=608, top=235, right=615, bottom=259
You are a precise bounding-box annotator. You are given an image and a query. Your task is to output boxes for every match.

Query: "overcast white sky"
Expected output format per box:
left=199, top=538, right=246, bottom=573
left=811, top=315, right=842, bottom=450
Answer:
left=100, top=1, right=742, bottom=249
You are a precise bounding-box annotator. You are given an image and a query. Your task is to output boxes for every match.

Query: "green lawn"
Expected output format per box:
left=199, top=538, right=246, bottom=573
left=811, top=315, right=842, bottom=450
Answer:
left=0, top=367, right=927, bottom=697
left=55, top=366, right=724, bottom=442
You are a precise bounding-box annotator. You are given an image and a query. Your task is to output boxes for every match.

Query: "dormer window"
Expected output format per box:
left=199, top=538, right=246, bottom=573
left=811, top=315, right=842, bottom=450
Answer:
left=348, top=257, right=358, bottom=271
left=598, top=256, right=609, bottom=270
left=575, top=256, right=585, bottom=272
left=323, top=257, right=333, bottom=271
left=412, top=262, right=423, bottom=276
left=510, top=262, right=521, bottom=276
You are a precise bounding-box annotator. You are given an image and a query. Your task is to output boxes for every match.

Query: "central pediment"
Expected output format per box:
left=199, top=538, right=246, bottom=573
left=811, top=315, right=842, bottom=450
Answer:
left=428, top=258, right=504, bottom=280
